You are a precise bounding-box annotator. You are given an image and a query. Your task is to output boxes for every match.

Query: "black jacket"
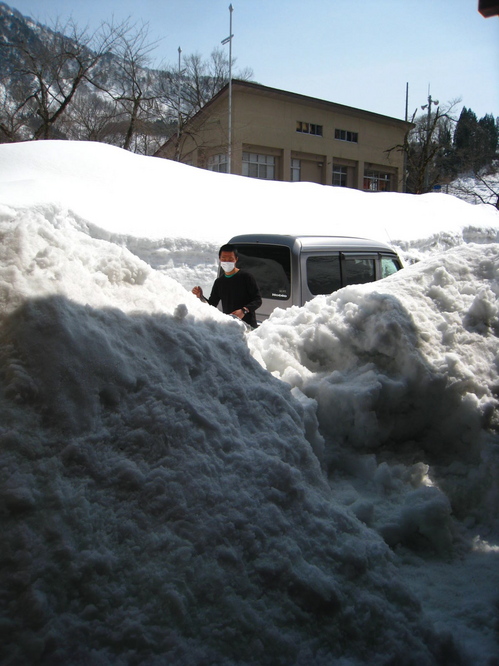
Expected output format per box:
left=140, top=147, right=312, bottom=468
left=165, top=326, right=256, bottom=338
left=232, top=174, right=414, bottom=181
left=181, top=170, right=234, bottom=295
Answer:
left=208, top=270, right=262, bottom=328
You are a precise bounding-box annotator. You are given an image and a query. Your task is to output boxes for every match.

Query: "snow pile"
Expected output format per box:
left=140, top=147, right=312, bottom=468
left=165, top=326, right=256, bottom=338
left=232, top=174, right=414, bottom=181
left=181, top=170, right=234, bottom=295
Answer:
left=0, top=215, right=457, bottom=665
left=250, top=244, right=499, bottom=540
left=1, top=141, right=499, bottom=664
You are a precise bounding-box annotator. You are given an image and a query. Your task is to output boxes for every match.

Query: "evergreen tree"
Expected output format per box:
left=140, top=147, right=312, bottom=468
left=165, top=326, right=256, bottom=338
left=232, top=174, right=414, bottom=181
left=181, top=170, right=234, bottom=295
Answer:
left=475, top=113, right=498, bottom=171
left=453, top=107, right=478, bottom=173
left=452, top=109, right=498, bottom=174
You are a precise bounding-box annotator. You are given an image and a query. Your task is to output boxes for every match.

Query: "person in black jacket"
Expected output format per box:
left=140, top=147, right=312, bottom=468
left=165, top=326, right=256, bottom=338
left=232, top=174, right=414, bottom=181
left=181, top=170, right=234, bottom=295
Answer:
left=192, top=244, right=262, bottom=328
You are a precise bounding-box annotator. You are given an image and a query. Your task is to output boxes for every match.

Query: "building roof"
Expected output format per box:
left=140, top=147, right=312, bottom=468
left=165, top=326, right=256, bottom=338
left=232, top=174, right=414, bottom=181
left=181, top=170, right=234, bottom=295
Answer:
left=155, top=79, right=412, bottom=154
left=220, top=80, right=411, bottom=128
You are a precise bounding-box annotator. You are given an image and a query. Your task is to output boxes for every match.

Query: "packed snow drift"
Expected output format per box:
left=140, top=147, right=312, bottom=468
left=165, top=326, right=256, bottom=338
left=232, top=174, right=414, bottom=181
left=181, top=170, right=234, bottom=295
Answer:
left=0, top=141, right=498, bottom=665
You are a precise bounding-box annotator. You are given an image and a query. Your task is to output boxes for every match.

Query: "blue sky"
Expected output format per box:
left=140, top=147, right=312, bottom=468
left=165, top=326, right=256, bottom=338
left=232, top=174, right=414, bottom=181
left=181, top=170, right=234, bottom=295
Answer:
left=5, top=0, right=499, bottom=121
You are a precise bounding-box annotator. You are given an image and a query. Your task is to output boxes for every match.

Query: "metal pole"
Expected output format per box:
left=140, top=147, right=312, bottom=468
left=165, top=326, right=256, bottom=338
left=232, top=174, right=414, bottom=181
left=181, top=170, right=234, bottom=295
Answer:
left=403, top=82, right=409, bottom=192
left=228, top=5, right=233, bottom=174
left=222, top=6, right=233, bottom=173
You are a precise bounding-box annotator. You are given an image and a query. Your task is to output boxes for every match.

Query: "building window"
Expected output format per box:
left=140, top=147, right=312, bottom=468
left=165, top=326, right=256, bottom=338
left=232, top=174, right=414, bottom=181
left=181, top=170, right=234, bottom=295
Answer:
left=242, top=152, right=275, bottom=180
left=207, top=154, right=228, bottom=173
left=291, top=158, right=301, bottom=181
left=335, top=129, right=358, bottom=143
left=332, top=165, right=348, bottom=187
left=296, top=121, right=323, bottom=136
left=364, top=170, right=391, bottom=191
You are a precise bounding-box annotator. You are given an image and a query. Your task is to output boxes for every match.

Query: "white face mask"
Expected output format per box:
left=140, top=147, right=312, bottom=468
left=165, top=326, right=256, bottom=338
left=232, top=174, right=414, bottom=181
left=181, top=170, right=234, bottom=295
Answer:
left=220, top=261, right=236, bottom=273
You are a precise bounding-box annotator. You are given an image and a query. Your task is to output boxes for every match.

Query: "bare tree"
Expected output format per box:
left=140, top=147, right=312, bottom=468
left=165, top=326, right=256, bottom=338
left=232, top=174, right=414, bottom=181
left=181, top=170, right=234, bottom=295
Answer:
left=388, top=99, right=460, bottom=194
left=450, top=168, right=499, bottom=209
left=155, top=48, right=253, bottom=160
left=59, top=91, right=121, bottom=142
left=92, top=20, right=166, bottom=152
left=0, top=18, right=125, bottom=140
left=0, top=77, right=35, bottom=142
left=179, top=48, right=252, bottom=116
left=0, top=8, right=253, bottom=155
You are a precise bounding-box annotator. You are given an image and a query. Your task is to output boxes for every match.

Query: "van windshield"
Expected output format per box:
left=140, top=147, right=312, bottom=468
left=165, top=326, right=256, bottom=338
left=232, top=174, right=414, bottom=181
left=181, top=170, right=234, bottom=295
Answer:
left=234, top=244, right=291, bottom=300
left=381, top=255, right=401, bottom=278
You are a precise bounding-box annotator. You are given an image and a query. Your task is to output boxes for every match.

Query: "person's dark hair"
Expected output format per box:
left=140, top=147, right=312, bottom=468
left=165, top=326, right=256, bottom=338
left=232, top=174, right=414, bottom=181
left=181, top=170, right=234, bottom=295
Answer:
left=218, top=244, right=238, bottom=258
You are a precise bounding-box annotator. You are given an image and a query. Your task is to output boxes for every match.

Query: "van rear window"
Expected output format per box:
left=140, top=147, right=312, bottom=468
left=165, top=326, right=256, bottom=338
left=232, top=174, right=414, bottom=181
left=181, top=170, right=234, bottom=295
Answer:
left=235, top=244, right=291, bottom=300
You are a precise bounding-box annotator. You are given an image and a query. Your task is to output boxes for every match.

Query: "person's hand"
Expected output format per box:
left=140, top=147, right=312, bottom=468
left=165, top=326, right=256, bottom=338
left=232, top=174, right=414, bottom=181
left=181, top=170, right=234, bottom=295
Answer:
left=231, top=309, right=245, bottom=319
left=192, top=286, right=203, bottom=299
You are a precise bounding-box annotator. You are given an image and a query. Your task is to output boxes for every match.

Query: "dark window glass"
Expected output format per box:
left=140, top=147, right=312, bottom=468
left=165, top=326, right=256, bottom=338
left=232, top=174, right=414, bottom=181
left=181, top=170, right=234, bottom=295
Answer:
left=307, top=254, right=377, bottom=295
left=235, top=244, right=291, bottom=300
left=335, top=128, right=358, bottom=143
left=332, top=166, right=348, bottom=187
left=307, top=255, right=342, bottom=295
left=342, top=257, right=375, bottom=286
left=297, top=121, right=323, bottom=136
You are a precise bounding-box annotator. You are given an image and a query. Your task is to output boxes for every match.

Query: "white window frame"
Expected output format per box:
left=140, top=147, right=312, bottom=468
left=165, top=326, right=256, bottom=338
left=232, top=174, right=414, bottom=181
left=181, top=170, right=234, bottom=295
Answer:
left=296, top=121, right=323, bottom=136
left=291, top=158, right=301, bottom=182
left=332, top=165, right=348, bottom=187
left=207, top=153, right=228, bottom=173
left=242, top=152, right=275, bottom=180
left=364, top=170, right=391, bottom=191
left=335, top=129, right=358, bottom=143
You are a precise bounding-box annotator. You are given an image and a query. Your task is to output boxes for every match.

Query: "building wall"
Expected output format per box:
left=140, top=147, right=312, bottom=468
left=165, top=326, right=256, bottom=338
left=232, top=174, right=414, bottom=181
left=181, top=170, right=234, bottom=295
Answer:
left=156, top=83, right=410, bottom=193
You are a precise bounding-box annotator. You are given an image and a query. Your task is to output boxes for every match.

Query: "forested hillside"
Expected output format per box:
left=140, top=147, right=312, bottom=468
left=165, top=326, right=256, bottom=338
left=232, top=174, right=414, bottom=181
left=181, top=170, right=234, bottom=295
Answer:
left=0, top=2, right=250, bottom=154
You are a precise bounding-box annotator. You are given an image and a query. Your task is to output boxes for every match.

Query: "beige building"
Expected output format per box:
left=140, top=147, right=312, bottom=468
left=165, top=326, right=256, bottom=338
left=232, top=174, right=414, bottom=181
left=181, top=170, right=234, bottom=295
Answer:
left=155, top=80, right=412, bottom=192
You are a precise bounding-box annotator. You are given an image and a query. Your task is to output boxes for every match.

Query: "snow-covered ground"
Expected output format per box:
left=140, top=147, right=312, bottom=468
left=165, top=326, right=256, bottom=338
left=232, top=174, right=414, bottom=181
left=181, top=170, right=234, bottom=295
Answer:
left=0, top=140, right=498, bottom=665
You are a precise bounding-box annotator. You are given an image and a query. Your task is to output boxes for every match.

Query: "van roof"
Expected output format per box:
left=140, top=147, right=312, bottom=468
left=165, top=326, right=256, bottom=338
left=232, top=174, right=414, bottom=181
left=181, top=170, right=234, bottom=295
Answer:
left=229, top=234, right=397, bottom=253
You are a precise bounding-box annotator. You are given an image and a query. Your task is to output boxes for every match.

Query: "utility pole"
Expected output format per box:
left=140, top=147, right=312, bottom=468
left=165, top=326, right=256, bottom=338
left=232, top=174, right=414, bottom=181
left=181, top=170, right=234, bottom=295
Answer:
left=221, top=4, right=233, bottom=174
left=404, top=82, right=409, bottom=192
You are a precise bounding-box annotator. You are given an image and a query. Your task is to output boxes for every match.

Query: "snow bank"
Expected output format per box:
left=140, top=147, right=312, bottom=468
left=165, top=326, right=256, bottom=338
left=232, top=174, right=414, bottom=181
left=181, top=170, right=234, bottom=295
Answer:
left=0, top=216, right=458, bottom=665
left=1, top=140, right=498, bottom=664
left=1, top=140, right=497, bottom=247
left=250, top=243, right=499, bottom=534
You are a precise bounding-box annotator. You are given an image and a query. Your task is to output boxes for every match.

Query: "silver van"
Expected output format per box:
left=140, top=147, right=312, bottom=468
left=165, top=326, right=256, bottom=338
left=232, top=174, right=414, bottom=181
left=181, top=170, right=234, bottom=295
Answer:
left=227, top=234, right=403, bottom=324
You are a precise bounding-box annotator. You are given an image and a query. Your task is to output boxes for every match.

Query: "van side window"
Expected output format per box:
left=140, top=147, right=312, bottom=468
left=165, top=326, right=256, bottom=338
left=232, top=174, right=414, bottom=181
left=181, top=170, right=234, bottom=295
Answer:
left=342, top=257, right=376, bottom=286
left=307, top=256, right=342, bottom=295
left=307, top=255, right=377, bottom=296
left=381, top=255, right=401, bottom=278
left=235, top=245, right=291, bottom=300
